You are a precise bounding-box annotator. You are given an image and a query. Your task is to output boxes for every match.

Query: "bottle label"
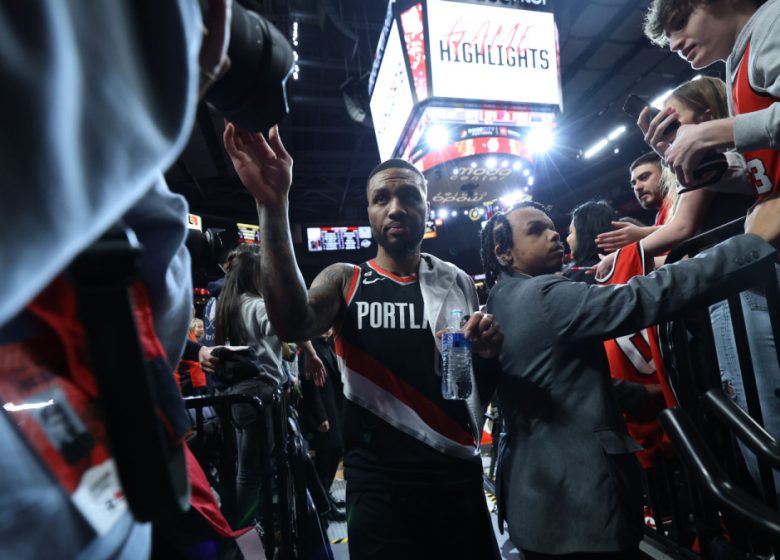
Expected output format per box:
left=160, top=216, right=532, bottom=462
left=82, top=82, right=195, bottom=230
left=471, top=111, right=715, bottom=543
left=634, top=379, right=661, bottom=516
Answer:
left=443, top=331, right=470, bottom=350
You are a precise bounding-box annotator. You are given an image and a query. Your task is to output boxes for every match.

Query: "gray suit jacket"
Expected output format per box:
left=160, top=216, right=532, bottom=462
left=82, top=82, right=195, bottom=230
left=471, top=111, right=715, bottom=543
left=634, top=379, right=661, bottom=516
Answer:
left=486, top=234, right=775, bottom=554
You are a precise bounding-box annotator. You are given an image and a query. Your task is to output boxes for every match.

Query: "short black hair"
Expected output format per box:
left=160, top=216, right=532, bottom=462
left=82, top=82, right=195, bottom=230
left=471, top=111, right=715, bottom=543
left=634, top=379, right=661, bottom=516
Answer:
left=629, top=151, right=662, bottom=173
left=479, top=201, right=550, bottom=288
left=366, top=159, right=427, bottom=193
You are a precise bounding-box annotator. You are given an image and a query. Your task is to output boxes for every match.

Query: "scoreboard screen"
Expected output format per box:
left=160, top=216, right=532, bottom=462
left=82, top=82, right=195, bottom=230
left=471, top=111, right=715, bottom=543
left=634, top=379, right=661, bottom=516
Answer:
left=306, top=226, right=373, bottom=252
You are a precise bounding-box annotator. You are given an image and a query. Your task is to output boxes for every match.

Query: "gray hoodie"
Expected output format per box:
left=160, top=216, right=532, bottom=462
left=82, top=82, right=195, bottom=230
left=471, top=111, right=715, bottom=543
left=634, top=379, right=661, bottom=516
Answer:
left=727, top=0, right=780, bottom=152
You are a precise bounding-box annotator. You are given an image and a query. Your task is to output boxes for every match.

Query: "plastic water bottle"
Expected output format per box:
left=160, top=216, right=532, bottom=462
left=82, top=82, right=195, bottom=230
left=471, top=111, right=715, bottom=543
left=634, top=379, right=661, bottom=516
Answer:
left=441, top=309, right=473, bottom=400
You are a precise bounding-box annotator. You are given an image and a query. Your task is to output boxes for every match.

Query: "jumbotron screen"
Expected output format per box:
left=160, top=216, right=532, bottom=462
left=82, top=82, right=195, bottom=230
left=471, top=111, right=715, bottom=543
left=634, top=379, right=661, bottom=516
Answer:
left=307, top=226, right=373, bottom=252
left=368, top=0, right=560, bottom=205
left=237, top=223, right=260, bottom=245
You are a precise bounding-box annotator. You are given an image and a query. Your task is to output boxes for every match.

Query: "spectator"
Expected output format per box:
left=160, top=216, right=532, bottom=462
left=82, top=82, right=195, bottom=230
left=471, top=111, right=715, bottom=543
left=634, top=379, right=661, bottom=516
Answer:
left=563, top=201, right=617, bottom=283
left=190, top=317, right=205, bottom=342
left=214, top=245, right=324, bottom=527
left=595, top=77, right=754, bottom=276
left=644, top=0, right=780, bottom=494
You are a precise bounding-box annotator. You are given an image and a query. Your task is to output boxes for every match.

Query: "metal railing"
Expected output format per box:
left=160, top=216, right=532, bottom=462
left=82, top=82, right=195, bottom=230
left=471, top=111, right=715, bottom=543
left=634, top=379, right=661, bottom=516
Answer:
left=651, top=218, right=780, bottom=555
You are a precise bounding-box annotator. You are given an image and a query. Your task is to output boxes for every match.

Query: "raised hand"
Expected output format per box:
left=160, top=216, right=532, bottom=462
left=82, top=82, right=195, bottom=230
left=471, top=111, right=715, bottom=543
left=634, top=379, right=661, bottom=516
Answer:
left=596, top=221, right=651, bottom=252
left=223, top=122, right=292, bottom=207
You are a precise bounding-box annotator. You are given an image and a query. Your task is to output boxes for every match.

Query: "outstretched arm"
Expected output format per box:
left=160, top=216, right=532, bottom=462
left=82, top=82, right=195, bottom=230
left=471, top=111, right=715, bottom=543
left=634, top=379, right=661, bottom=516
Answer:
left=223, top=122, right=348, bottom=340
left=638, top=189, right=713, bottom=257
left=595, top=222, right=658, bottom=253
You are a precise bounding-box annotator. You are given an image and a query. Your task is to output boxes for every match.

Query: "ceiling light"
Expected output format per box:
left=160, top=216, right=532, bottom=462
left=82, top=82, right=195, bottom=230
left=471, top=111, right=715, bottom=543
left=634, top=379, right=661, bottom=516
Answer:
left=583, top=138, right=609, bottom=159
left=607, top=126, right=626, bottom=141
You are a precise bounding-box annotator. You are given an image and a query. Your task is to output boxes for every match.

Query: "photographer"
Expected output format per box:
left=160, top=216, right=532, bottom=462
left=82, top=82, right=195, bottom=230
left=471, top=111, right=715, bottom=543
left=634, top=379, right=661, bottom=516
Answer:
left=0, top=1, right=202, bottom=556
left=0, top=0, right=294, bottom=557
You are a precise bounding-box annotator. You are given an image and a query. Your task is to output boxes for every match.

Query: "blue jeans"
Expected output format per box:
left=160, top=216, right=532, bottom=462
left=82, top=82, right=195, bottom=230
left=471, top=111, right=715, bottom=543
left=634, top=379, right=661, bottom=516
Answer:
left=709, top=263, right=780, bottom=497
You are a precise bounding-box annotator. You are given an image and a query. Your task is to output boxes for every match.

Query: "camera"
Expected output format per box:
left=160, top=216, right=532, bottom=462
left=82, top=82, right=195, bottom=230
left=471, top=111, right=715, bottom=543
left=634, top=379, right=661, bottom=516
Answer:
left=201, top=0, right=296, bottom=133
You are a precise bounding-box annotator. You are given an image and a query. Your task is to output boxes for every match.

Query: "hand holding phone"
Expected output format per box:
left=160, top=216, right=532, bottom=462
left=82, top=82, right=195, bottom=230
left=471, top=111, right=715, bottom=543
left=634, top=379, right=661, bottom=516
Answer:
left=622, top=94, right=680, bottom=136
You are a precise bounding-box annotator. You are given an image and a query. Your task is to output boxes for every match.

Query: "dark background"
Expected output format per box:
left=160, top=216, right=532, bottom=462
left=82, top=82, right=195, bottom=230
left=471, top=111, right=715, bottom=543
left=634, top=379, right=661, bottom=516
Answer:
left=168, top=0, right=718, bottom=285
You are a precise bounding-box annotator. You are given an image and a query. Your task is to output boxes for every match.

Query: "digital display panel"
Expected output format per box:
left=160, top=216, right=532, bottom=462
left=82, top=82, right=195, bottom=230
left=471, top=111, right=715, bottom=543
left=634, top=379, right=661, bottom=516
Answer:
left=426, top=0, right=561, bottom=108
left=187, top=213, right=202, bottom=232
left=237, top=222, right=260, bottom=245
left=307, top=226, right=373, bottom=252
left=369, top=20, right=416, bottom=161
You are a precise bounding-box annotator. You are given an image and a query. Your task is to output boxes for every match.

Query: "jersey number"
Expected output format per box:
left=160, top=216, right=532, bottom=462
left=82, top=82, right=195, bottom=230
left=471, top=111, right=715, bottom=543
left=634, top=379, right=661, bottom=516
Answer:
left=615, top=330, right=656, bottom=376
left=747, top=158, right=773, bottom=195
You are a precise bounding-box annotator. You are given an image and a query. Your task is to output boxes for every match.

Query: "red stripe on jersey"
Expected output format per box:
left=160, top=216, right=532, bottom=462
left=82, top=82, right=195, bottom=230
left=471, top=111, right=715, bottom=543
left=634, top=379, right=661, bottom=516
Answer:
left=367, top=260, right=418, bottom=284
left=733, top=42, right=780, bottom=199
left=344, top=265, right=361, bottom=306
left=333, top=336, right=474, bottom=446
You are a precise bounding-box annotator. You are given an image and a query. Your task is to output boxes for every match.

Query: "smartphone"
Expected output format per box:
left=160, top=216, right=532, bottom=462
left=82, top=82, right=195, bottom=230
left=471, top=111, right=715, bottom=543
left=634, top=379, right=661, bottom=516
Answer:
left=622, top=94, right=680, bottom=135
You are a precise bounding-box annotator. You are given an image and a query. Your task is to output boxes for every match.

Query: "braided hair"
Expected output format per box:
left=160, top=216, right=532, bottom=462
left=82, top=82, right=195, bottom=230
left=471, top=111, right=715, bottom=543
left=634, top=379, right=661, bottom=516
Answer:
left=479, top=201, right=550, bottom=289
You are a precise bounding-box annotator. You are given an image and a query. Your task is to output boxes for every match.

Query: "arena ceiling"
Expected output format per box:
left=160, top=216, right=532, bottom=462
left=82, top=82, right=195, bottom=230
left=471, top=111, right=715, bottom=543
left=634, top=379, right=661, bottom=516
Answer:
left=167, top=0, right=714, bottom=229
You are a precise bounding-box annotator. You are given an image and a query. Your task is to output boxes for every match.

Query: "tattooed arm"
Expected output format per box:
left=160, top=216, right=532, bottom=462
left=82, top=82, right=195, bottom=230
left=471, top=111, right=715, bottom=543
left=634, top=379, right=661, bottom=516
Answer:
left=224, top=122, right=350, bottom=340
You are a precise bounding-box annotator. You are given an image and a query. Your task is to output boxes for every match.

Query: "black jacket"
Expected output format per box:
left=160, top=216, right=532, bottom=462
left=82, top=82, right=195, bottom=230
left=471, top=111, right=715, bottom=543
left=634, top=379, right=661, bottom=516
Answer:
left=299, top=337, right=344, bottom=450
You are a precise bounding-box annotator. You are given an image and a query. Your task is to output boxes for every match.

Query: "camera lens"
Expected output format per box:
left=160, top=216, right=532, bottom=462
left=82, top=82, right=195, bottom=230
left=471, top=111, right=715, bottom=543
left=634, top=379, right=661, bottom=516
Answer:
left=204, top=1, right=295, bottom=132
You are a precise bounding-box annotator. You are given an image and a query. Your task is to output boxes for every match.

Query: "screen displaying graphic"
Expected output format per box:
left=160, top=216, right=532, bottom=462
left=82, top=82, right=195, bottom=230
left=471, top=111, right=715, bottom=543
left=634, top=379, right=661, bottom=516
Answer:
left=399, top=3, right=428, bottom=102
left=187, top=214, right=202, bottom=232
left=370, top=20, right=416, bottom=161
left=307, top=226, right=373, bottom=252
left=237, top=223, right=260, bottom=245
left=426, top=0, right=561, bottom=108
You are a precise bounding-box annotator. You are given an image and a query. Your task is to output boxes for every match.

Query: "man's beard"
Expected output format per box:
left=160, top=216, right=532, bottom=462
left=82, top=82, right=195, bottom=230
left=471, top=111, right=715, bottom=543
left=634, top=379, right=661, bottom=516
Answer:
left=373, top=225, right=423, bottom=258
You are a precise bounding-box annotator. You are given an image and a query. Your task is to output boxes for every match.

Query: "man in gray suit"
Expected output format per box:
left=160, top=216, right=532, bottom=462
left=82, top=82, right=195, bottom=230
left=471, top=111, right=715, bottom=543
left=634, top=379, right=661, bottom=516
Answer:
left=479, top=198, right=780, bottom=558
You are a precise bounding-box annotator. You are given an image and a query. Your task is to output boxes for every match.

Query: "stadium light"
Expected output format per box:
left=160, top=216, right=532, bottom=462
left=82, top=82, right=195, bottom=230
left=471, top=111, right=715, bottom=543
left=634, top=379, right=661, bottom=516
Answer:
left=527, top=127, right=555, bottom=154
left=425, top=125, right=451, bottom=150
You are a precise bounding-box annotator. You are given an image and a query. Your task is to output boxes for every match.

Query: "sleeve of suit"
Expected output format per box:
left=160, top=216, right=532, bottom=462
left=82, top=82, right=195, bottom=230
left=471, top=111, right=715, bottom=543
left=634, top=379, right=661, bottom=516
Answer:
left=539, top=234, right=776, bottom=343
left=610, top=378, right=649, bottom=413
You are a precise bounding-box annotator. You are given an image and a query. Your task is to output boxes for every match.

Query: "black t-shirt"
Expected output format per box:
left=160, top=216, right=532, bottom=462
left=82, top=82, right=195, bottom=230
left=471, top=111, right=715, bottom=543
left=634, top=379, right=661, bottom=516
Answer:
left=334, top=260, right=481, bottom=491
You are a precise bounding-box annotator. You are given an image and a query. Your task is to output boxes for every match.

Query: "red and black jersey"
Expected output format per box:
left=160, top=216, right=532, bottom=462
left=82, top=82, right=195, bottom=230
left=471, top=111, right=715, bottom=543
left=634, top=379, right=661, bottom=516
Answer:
left=733, top=42, right=780, bottom=199
left=334, top=260, right=479, bottom=491
left=598, top=243, right=677, bottom=468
